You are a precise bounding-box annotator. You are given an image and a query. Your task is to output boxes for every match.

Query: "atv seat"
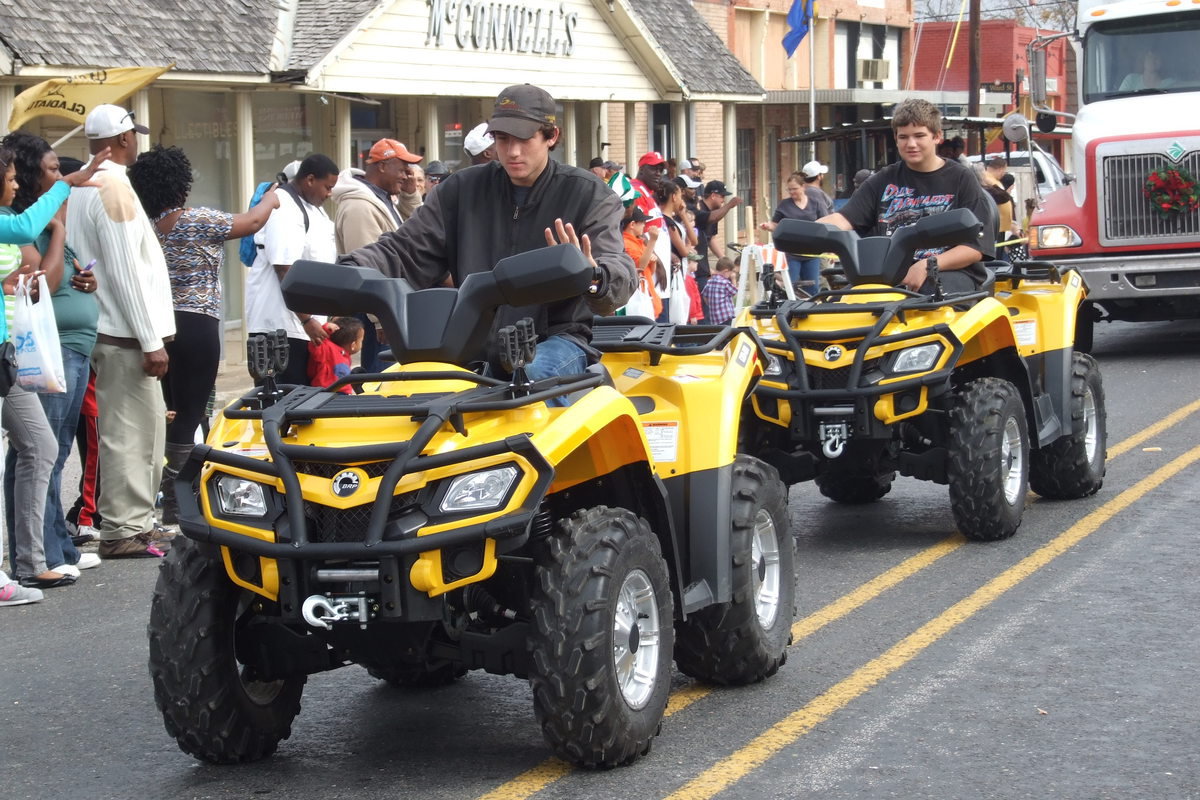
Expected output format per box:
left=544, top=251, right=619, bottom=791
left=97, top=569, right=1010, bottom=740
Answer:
left=562, top=362, right=614, bottom=406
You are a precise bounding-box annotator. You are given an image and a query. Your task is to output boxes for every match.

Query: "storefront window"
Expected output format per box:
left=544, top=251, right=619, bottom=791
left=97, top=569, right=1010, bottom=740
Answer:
left=253, top=93, right=319, bottom=181
left=350, top=99, right=396, bottom=168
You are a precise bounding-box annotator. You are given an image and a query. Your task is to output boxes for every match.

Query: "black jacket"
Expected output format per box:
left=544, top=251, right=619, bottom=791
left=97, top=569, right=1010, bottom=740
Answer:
left=339, top=158, right=635, bottom=369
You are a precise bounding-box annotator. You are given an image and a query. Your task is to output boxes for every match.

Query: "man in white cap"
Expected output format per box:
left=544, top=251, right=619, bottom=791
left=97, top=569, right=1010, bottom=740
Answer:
left=66, top=104, right=176, bottom=558
left=339, top=84, right=634, bottom=404
left=463, top=122, right=496, bottom=165
left=801, top=159, right=834, bottom=217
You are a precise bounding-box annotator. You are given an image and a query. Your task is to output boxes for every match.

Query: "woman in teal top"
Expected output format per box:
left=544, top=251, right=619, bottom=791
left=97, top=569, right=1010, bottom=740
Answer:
left=3, top=132, right=101, bottom=576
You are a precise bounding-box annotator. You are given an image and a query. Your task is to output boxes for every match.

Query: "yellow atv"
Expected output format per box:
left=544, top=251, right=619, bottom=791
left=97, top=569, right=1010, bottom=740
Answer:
left=740, top=209, right=1107, bottom=542
left=147, top=245, right=793, bottom=769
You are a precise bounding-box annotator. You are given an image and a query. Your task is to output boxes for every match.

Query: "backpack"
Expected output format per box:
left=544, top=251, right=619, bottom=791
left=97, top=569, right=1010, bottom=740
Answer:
left=239, top=181, right=310, bottom=267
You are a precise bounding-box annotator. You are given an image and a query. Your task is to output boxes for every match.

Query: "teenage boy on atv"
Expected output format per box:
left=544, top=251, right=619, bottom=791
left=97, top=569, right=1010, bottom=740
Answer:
left=337, top=84, right=635, bottom=400
left=818, top=98, right=996, bottom=294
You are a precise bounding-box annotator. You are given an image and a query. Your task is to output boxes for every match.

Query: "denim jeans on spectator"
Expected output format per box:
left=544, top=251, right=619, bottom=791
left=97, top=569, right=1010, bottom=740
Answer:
left=524, top=335, right=588, bottom=408
left=31, top=347, right=90, bottom=567
left=785, top=255, right=822, bottom=294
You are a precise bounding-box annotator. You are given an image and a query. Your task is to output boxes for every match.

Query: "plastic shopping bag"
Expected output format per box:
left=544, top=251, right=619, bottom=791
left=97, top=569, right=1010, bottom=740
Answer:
left=624, top=278, right=655, bottom=319
left=12, top=274, right=66, bottom=393
left=668, top=266, right=690, bottom=325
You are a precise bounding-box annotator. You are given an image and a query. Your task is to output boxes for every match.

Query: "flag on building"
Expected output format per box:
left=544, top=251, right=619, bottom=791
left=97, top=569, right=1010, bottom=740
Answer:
left=783, top=0, right=815, bottom=58
left=8, top=65, right=173, bottom=131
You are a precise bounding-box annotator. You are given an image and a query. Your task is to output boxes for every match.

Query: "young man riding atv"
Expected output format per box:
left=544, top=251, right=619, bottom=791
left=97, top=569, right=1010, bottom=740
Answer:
left=338, top=83, right=635, bottom=397
left=819, top=98, right=997, bottom=295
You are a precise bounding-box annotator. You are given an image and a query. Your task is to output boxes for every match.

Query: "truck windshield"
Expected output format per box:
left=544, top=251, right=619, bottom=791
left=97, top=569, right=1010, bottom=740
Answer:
left=1084, top=14, right=1200, bottom=103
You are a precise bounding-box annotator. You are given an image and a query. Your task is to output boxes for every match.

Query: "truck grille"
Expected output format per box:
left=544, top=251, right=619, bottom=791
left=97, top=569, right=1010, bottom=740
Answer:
left=1101, top=151, right=1200, bottom=243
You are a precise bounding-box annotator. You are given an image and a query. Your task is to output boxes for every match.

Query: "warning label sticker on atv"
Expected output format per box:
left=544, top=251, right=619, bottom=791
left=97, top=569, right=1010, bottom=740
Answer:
left=1013, top=319, right=1037, bottom=347
left=641, top=421, right=679, bottom=463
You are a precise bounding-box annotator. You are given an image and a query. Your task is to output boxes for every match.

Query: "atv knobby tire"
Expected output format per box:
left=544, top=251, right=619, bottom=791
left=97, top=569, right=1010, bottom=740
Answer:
left=148, top=538, right=306, bottom=763
left=947, top=377, right=1030, bottom=541
left=815, top=463, right=896, bottom=505
left=1030, top=352, right=1106, bottom=499
left=675, top=456, right=794, bottom=685
left=528, top=506, right=673, bottom=768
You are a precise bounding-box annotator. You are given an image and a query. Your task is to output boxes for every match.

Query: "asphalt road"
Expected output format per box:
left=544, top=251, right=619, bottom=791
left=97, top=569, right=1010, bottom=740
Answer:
left=3, top=318, right=1199, bottom=800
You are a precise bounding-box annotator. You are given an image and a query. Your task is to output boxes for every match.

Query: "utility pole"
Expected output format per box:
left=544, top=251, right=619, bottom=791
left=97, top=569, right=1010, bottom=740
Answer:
left=968, top=0, right=982, bottom=155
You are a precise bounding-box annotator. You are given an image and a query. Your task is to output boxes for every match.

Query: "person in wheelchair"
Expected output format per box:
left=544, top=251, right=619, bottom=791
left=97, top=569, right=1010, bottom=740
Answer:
left=818, top=98, right=996, bottom=295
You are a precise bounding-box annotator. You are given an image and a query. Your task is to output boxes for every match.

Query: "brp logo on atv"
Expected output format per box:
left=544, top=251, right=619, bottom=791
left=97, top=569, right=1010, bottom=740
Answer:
left=332, top=470, right=362, bottom=498
left=823, top=345, right=844, bottom=362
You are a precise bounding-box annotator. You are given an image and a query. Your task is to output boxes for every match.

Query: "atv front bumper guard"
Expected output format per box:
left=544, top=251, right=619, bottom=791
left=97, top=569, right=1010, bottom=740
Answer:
left=175, top=372, right=587, bottom=559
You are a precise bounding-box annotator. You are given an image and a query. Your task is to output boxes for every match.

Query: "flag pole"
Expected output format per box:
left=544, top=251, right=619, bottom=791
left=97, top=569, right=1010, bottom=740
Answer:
left=51, top=125, right=83, bottom=149
left=808, top=1, right=817, bottom=161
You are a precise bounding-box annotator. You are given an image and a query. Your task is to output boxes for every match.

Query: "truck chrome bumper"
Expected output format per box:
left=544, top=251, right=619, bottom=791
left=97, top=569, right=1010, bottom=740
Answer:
left=1049, top=252, right=1200, bottom=300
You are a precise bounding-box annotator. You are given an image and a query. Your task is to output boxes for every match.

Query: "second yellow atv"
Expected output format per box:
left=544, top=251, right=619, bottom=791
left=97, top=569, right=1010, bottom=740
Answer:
left=740, top=210, right=1107, bottom=541
left=148, top=245, right=793, bottom=769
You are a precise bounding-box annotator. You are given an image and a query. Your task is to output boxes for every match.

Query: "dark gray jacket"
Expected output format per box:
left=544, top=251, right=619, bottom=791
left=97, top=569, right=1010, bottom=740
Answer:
left=339, top=158, right=635, bottom=368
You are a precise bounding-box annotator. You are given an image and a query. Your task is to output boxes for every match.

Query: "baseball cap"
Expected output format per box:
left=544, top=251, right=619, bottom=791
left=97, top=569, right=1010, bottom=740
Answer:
left=703, top=180, right=732, bottom=197
left=638, top=151, right=667, bottom=168
left=281, top=160, right=302, bottom=181
left=853, top=168, right=873, bottom=187
left=463, top=122, right=494, bottom=157
left=678, top=159, right=693, bottom=170
left=488, top=84, right=558, bottom=139
left=629, top=206, right=651, bottom=223
left=588, top=157, right=605, bottom=169
left=801, top=160, right=829, bottom=179
left=674, top=174, right=702, bottom=190
left=84, top=104, right=149, bottom=139
left=602, top=160, right=621, bottom=171
left=366, top=138, right=422, bottom=165
left=425, top=160, right=450, bottom=178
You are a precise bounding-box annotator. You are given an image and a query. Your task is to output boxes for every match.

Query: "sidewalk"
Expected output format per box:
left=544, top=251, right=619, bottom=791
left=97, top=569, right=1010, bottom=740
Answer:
left=213, top=358, right=253, bottom=412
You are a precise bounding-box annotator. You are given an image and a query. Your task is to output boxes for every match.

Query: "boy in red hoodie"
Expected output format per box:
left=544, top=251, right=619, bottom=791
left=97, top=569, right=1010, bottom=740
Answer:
left=308, top=316, right=365, bottom=394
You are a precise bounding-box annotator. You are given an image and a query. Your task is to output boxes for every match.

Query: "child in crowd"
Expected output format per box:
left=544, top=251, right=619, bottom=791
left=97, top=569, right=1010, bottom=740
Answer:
left=684, top=256, right=703, bottom=324
left=701, top=257, right=739, bottom=326
left=308, top=316, right=364, bottom=394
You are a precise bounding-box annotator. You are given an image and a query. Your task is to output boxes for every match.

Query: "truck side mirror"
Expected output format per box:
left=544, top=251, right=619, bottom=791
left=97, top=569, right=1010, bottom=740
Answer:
left=1029, top=48, right=1048, bottom=106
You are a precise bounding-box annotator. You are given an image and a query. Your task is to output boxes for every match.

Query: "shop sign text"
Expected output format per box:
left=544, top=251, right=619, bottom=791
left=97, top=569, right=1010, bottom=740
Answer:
left=426, top=0, right=579, bottom=56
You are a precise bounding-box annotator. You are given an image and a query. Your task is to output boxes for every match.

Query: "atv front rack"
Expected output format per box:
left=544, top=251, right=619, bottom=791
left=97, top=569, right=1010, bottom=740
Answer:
left=591, top=316, right=768, bottom=367
left=751, top=288, right=969, bottom=400
left=176, top=371, right=602, bottom=558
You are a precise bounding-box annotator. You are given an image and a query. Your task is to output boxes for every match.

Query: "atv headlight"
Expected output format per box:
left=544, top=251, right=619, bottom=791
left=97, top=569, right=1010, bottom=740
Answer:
left=215, top=475, right=269, bottom=517
left=890, top=343, right=943, bottom=374
left=1033, top=225, right=1081, bottom=249
left=765, top=354, right=784, bottom=376
left=440, top=466, right=520, bottom=513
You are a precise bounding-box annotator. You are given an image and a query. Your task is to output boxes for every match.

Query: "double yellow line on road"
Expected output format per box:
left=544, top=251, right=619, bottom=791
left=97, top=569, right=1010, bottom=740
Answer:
left=479, top=403, right=1200, bottom=800
left=668, top=443, right=1200, bottom=799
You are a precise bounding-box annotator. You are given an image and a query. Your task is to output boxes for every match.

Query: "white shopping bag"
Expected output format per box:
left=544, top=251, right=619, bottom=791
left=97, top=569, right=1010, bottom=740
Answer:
left=624, top=278, right=655, bottom=319
left=12, top=274, right=66, bottom=393
left=668, top=266, right=690, bottom=325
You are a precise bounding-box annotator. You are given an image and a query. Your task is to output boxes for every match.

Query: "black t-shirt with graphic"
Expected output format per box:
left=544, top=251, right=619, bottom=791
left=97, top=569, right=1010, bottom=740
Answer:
left=839, top=158, right=996, bottom=284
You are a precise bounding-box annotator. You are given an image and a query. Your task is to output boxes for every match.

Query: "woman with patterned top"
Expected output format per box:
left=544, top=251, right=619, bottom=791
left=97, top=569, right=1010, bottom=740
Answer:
left=128, top=145, right=278, bottom=525
left=2, top=132, right=103, bottom=580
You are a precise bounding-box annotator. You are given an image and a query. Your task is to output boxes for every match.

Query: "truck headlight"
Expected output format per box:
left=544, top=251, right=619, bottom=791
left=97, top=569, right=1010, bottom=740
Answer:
left=1033, top=225, right=1082, bottom=249
left=440, top=466, right=520, bottom=513
left=215, top=475, right=269, bottom=517
left=890, top=343, right=943, bottom=374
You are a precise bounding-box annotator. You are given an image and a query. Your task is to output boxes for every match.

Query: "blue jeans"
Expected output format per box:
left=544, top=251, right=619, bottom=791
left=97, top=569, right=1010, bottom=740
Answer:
left=5, top=347, right=90, bottom=569
left=524, top=335, right=588, bottom=408
left=785, top=255, right=822, bottom=293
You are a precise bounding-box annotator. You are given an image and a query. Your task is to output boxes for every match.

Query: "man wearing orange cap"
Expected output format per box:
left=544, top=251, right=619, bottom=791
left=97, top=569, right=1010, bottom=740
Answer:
left=332, top=138, right=423, bottom=370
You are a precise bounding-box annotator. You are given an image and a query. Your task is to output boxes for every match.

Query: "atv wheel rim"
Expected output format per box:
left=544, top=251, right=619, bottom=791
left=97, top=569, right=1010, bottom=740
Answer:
left=1082, top=386, right=1099, bottom=463
left=1001, top=415, right=1025, bottom=505
left=752, top=509, right=782, bottom=629
left=613, top=568, right=661, bottom=710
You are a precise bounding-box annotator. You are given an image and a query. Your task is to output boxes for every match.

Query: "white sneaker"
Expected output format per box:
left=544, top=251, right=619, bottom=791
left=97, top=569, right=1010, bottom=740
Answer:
left=54, top=564, right=81, bottom=578
left=76, top=553, right=102, bottom=570
left=0, top=581, right=44, bottom=606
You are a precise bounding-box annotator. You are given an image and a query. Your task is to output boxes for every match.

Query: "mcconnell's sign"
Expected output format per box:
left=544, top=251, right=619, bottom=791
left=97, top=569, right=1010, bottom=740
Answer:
left=426, top=0, right=580, bottom=56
